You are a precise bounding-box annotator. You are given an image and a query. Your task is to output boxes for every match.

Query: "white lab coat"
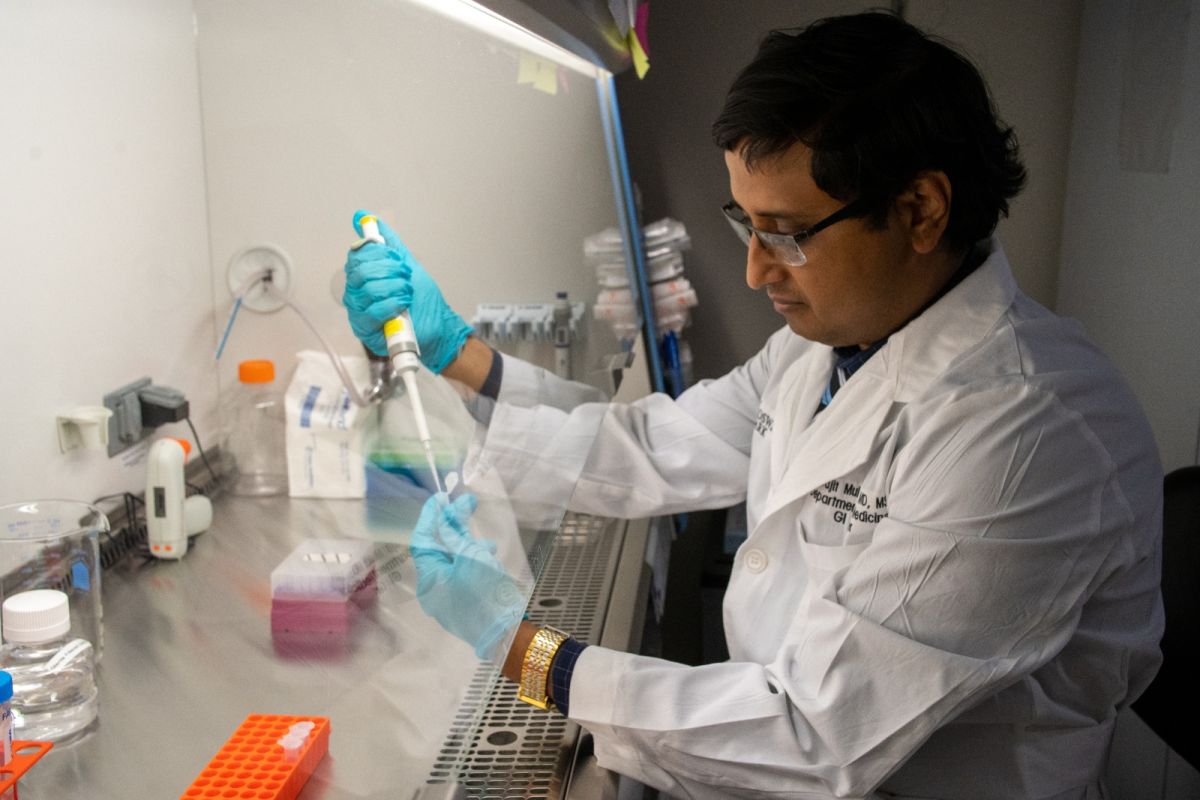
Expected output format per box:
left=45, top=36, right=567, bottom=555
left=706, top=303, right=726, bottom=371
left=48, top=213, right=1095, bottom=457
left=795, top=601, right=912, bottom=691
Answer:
left=470, top=239, right=1164, bottom=799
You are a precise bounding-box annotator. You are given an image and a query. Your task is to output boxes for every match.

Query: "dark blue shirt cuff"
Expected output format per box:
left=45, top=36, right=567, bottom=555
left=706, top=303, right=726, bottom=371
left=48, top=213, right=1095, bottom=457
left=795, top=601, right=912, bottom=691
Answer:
left=550, top=638, right=587, bottom=717
left=479, top=346, right=503, bottom=401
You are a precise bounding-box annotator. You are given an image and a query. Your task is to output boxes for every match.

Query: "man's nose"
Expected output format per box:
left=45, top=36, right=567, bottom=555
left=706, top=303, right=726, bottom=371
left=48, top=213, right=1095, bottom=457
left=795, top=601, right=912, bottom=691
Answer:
left=745, top=235, right=785, bottom=290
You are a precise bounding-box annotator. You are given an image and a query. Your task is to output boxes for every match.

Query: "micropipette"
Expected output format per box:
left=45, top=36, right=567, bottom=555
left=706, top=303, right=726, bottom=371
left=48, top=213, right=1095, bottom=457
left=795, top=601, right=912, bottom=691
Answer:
left=356, top=216, right=444, bottom=494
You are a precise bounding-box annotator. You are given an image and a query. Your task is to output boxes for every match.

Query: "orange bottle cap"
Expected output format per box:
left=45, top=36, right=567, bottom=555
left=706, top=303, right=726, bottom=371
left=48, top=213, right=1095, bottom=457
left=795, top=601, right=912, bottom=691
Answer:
left=238, top=359, right=275, bottom=383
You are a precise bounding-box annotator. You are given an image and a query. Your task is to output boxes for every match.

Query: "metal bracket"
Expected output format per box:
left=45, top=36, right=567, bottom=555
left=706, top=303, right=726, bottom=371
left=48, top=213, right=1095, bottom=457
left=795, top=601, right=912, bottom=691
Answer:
left=227, top=244, right=293, bottom=313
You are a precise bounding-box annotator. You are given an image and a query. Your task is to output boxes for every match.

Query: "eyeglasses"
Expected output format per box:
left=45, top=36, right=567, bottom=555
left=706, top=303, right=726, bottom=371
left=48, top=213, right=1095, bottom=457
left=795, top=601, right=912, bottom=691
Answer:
left=721, top=199, right=866, bottom=266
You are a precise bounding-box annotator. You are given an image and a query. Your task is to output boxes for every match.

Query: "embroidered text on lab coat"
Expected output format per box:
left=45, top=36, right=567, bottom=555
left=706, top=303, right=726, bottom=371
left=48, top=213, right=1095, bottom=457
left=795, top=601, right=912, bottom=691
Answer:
left=810, top=479, right=889, bottom=528
left=755, top=410, right=774, bottom=437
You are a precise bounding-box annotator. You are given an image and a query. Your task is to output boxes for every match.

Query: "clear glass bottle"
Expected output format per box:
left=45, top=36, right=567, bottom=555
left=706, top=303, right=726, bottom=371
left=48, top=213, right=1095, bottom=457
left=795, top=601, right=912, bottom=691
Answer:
left=226, top=359, right=288, bottom=496
left=0, top=590, right=97, bottom=743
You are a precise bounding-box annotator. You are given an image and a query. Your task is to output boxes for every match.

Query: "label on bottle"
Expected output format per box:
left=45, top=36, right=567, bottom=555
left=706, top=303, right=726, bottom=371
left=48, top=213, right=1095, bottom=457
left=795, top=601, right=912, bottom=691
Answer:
left=1, top=701, right=12, bottom=765
left=0, top=701, right=12, bottom=800
left=45, top=638, right=92, bottom=674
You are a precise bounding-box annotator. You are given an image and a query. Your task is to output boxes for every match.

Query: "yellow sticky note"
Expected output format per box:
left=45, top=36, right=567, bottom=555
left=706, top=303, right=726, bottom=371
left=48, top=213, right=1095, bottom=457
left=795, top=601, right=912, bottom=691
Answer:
left=532, top=59, right=558, bottom=95
left=518, top=51, right=558, bottom=95
left=628, top=29, right=649, bottom=78
left=517, top=51, right=538, bottom=85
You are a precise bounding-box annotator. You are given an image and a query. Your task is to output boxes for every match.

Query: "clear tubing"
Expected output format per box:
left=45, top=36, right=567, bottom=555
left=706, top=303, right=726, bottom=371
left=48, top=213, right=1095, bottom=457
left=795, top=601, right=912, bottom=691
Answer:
left=280, top=296, right=372, bottom=408
left=219, top=267, right=373, bottom=408
left=214, top=268, right=270, bottom=361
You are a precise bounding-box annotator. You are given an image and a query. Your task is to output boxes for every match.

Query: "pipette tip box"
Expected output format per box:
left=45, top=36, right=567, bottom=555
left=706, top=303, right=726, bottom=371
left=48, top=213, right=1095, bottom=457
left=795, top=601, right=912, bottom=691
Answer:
left=270, top=540, right=376, bottom=636
left=180, top=714, right=330, bottom=800
left=270, top=539, right=374, bottom=598
left=270, top=570, right=376, bottom=634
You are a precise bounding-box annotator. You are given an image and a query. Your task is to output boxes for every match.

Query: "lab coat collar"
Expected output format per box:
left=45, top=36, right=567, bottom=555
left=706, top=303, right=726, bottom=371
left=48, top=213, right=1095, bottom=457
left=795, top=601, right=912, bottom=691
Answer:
left=756, top=238, right=1016, bottom=527
left=760, top=355, right=895, bottom=526
left=874, top=237, right=1017, bottom=403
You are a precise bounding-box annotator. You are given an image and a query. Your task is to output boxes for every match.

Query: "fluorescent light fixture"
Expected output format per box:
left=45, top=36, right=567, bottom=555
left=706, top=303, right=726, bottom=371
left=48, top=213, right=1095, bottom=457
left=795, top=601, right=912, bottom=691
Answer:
left=406, top=0, right=604, bottom=78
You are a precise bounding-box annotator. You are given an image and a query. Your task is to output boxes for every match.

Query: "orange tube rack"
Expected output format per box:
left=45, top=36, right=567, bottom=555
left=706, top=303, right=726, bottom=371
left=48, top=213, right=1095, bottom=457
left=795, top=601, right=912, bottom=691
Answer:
left=180, top=714, right=330, bottom=800
left=0, top=740, right=54, bottom=795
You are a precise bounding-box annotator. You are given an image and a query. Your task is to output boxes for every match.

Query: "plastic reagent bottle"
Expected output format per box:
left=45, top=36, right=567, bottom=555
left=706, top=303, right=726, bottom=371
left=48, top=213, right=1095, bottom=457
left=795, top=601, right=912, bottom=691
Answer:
left=0, top=590, right=98, bottom=743
left=227, top=359, right=288, bottom=496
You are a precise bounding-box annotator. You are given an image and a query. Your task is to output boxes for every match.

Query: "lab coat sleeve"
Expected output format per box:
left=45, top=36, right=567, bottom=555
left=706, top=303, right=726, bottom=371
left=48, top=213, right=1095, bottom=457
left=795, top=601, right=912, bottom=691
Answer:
left=466, top=331, right=786, bottom=519
left=566, top=383, right=1151, bottom=798
left=495, top=352, right=609, bottom=410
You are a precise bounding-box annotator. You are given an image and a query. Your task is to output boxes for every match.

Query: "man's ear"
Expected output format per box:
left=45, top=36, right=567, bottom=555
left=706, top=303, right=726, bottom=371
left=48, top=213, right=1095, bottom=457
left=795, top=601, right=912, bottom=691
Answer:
left=895, top=170, right=952, bottom=254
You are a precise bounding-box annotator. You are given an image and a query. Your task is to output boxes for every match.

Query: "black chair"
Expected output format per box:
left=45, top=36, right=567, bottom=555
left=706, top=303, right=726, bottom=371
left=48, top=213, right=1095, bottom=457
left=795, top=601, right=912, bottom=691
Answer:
left=1131, top=465, right=1200, bottom=768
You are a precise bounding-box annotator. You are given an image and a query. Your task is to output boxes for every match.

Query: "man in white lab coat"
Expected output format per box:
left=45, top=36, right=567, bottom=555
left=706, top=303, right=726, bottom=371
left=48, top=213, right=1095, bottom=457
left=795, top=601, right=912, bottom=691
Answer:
left=344, top=11, right=1163, bottom=799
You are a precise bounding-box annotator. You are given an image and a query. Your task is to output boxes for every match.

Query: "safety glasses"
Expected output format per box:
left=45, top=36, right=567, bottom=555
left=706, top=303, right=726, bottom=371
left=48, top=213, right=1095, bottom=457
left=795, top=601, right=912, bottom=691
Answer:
left=721, top=199, right=867, bottom=266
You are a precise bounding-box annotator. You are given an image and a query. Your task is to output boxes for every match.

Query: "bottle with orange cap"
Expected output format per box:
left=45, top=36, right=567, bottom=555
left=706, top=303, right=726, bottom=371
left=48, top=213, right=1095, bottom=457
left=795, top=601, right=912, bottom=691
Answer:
left=226, top=359, right=288, bottom=497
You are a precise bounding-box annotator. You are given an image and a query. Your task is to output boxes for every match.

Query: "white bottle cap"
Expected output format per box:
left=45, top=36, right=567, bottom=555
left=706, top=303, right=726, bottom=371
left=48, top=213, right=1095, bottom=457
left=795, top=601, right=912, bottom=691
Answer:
left=1, top=589, right=71, bottom=643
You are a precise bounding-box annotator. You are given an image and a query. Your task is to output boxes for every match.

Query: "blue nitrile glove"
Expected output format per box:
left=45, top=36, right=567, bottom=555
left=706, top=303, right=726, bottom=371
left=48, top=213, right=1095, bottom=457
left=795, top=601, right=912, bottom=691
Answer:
left=409, top=492, right=525, bottom=662
left=343, top=210, right=473, bottom=373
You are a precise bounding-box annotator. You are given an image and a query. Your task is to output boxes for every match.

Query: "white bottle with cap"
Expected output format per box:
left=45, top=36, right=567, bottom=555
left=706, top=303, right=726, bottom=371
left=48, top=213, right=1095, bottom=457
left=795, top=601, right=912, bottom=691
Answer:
left=0, top=589, right=97, bottom=742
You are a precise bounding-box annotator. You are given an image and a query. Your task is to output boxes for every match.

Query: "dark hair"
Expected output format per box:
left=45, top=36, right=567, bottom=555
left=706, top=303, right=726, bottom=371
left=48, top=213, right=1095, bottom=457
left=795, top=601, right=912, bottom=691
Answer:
left=712, top=12, right=1026, bottom=251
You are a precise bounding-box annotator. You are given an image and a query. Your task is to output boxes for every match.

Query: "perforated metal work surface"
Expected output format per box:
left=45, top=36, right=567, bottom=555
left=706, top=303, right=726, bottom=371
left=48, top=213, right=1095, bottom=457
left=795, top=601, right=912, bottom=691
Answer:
left=425, top=513, right=621, bottom=799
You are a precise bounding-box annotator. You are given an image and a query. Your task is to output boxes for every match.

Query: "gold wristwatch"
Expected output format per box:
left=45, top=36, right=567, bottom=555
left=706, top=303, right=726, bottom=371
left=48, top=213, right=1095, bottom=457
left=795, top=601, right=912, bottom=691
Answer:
left=518, top=626, right=569, bottom=709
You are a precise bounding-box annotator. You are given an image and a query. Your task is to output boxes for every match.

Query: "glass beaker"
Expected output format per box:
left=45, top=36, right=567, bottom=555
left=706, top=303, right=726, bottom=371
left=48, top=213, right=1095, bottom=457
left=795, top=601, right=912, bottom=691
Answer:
left=0, top=501, right=105, bottom=659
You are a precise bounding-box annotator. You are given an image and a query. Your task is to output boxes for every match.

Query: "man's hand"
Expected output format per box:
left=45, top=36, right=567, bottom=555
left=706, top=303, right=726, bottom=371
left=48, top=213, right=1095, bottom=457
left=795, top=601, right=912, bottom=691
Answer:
left=409, top=492, right=525, bottom=661
left=343, top=210, right=473, bottom=373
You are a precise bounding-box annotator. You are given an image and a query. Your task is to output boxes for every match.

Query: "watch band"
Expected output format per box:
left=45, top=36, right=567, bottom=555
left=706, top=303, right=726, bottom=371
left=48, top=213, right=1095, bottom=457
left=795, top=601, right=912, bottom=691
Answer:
left=518, top=626, right=568, bottom=710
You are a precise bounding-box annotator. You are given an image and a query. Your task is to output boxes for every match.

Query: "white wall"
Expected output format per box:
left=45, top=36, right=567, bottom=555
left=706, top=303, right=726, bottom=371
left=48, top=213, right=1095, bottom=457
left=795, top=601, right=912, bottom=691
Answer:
left=1058, top=6, right=1199, bottom=791
left=0, top=0, right=216, bottom=504
left=1057, top=0, right=1200, bottom=473
left=0, top=0, right=634, bottom=511
left=905, top=0, right=1082, bottom=309
left=195, top=0, right=626, bottom=398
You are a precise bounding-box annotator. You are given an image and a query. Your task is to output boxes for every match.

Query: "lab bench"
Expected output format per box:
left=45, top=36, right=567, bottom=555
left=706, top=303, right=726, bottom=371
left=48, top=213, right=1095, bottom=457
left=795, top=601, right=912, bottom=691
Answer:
left=16, top=492, right=650, bottom=799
